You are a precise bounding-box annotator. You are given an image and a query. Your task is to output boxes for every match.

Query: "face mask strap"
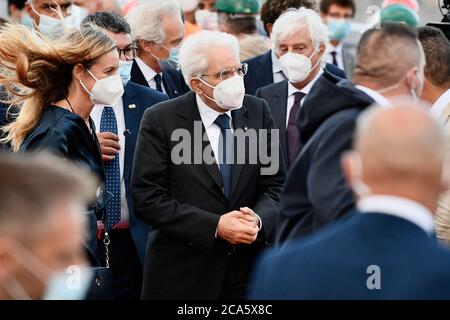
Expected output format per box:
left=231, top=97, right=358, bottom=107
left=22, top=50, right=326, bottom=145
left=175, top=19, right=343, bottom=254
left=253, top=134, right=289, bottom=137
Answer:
left=0, top=276, right=32, bottom=300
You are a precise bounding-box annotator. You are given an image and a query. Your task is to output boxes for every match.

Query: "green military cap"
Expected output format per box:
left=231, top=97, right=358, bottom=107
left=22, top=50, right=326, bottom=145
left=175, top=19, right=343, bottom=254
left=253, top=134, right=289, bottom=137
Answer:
left=380, top=4, right=420, bottom=27
left=215, top=0, right=260, bottom=15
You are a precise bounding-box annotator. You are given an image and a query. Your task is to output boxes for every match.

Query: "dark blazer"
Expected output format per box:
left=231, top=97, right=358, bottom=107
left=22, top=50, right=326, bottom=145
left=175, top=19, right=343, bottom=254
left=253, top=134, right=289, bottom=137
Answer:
left=20, top=105, right=105, bottom=261
left=276, top=71, right=374, bottom=244
left=130, top=60, right=190, bottom=99
left=0, top=102, right=10, bottom=151
left=131, top=92, right=286, bottom=299
left=121, top=82, right=168, bottom=267
left=244, top=50, right=347, bottom=95
left=252, top=211, right=450, bottom=300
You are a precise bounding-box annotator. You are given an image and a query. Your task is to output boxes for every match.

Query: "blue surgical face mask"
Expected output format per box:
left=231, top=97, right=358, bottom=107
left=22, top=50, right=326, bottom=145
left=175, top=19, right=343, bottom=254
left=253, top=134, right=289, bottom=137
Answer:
left=31, top=5, right=74, bottom=39
left=118, top=60, right=133, bottom=86
left=0, top=242, right=92, bottom=300
left=327, top=19, right=352, bottom=41
left=20, top=13, right=34, bottom=28
left=43, top=267, right=93, bottom=300
left=167, top=47, right=180, bottom=69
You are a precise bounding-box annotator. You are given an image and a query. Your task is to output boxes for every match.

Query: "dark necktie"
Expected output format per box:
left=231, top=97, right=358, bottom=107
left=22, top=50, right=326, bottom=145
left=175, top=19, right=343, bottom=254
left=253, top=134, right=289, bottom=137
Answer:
left=100, top=106, right=121, bottom=229
left=215, top=114, right=232, bottom=198
left=331, top=51, right=338, bottom=67
left=287, top=92, right=305, bottom=165
left=154, top=73, right=163, bottom=92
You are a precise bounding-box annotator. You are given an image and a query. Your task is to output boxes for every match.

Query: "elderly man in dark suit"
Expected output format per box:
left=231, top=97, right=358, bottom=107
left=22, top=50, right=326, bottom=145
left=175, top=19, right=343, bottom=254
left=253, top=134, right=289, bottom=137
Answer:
left=252, top=105, right=450, bottom=300
left=127, top=0, right=190, bottom=99
left=132, top=30, right=286, bottom=300
left=256, top=8, right=345, bottom=169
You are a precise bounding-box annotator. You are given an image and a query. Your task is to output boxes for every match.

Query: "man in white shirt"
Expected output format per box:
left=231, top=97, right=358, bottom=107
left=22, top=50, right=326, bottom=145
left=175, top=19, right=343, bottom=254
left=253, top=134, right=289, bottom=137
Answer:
left=127, top=0, right=190, bottom=98
left=252, top=104, right=450, bottom=300
left=131, top=30, right=285, bottom=299
left=256, top=8, right=328, bottom=168
left=277, top=22, right=426, bottom=244
left=418, top=26, right=450, bottom=246
left=320, top=0, right=356, bottom=78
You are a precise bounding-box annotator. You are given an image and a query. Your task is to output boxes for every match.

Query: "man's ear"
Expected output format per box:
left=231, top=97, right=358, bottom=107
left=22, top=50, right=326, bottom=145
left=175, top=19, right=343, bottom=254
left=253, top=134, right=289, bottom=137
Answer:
left=266, top=23, right=273, bottom=36
left=190, top=78, right=203, bottom=95
left=139, top=40, right=155, bottom=54
left=318, top=43, right=326, bottom=57
left=405, top=66, right=420, bottom=90
left=341, top=151, right=356, bottom=189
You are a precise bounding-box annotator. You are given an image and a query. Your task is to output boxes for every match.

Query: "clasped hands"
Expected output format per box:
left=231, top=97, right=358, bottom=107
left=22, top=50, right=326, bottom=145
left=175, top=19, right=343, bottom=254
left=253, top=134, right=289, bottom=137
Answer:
left=217, top=207, right=261, bottom=245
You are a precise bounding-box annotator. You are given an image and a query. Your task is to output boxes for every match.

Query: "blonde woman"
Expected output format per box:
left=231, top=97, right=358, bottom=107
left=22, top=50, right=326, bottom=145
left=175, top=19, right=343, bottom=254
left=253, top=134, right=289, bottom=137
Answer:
left=0, top=24, right=123, bottom=263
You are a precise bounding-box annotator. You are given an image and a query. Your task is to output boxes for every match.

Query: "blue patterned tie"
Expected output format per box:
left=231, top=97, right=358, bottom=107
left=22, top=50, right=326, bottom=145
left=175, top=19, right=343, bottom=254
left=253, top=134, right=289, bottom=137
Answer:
left=100, top=106, right=121, bottom=229
left=215, top=114, right=232, bottom=198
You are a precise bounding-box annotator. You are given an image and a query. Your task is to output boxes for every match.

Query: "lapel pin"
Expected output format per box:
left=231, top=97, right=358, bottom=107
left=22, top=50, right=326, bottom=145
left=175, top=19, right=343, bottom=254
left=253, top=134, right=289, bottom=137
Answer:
left=128, top=104, right=136, bottom=109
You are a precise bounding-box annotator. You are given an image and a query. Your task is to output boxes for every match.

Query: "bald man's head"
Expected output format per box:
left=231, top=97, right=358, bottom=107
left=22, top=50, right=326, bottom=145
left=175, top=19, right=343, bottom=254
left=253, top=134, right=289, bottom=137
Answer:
left=353, top=23, right=424, bottom=92
left=343, top=103, right=447, bottom=212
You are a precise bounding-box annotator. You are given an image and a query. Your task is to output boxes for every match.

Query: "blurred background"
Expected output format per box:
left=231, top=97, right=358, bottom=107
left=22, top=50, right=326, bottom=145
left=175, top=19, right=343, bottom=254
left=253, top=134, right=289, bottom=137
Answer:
left=0, top=0, right=446, bottom=23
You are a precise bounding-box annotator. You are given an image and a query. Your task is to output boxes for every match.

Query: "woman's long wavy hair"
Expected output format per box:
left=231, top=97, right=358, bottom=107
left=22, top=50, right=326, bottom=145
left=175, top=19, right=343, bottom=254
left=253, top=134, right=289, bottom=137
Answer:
left=0, top=24, right=116, bottom=151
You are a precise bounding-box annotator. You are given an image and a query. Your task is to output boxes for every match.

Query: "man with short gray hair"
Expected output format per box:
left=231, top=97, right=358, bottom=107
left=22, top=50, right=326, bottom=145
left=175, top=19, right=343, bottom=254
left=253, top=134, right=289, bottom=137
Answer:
left=277, top=23, right=426, bottom=243
left=132, top=30, right=285, bottom=299
left=252, top=104, right=450, bottom=299
left=126, top=0, right=190, bottom=98
left=256, top=8, right=332, bottom=168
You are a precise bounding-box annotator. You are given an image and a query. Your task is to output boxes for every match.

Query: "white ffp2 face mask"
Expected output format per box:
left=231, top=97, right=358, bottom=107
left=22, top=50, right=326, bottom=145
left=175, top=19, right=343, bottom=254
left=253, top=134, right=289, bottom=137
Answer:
left=279, top=49, right=320, bottom=83
left=199, top=75, right=245, bottom=110
left=80, top=70, right=124, bottom=106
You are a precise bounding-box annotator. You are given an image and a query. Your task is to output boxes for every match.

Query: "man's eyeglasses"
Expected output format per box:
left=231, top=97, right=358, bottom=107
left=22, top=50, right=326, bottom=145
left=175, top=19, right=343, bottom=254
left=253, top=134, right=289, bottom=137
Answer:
left=117, top=46, right=138, bottom=61
left=201, top=63, right=248, bottom=81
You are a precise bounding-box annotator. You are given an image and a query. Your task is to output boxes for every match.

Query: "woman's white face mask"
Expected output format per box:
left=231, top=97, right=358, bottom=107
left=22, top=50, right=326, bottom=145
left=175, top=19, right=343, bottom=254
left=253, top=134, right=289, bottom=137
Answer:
left=79, top=69, right=124, bottom=106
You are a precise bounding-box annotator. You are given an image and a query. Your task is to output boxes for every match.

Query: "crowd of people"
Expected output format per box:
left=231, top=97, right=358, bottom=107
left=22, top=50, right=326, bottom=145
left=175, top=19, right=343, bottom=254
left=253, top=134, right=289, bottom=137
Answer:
left=0, top=0, right=450, bottom=300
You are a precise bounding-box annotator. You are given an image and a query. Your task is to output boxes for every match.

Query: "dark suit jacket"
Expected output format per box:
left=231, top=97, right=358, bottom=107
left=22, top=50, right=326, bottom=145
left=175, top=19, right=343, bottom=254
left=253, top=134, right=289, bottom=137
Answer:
left=252, top=211, right=450, bottom=300
left=130, top=60, right=190, bottom=99
left=0, top=102, right=10, bottom=151
left=244, top=50, right=346, bottom=95
left=255, top=66, right=346, bottom=168
left=131, top=92, right=286, bottom=299
left=20, top=105, right=105, bottom=262
left=121, top=82, right=168, bottom=267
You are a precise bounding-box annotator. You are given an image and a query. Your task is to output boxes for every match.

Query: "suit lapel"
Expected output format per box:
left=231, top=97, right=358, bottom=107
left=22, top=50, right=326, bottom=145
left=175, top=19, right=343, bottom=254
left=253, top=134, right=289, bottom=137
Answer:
left=131, top=61, right=149, bottom=88
left=230, top=105, right=250, bottom=196
left=177, top=93, right=223, bottom=189
left=122, top=84, right=140, bottom=180
left=271, top=82, right=288, bottom=163
left=258, top=50, right=274, bottom=88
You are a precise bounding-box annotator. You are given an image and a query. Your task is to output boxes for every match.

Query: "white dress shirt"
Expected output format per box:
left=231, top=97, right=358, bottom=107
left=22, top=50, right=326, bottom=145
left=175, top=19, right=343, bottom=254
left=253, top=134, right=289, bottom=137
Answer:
left=91, top=99, right=130, bottom=228
left=196, top=94, right=262, bottom=232
left=135, top=57, right=166, bottom=94
left=430, top=89, right=450, bottom=120
left=327, top=42, right=345, bottom=70
left=355, top=85, right=392, bottom=108
left=286, top=69, right=323, bottom=128
left=357, top=195, right=435, bottom=235
left=196, top=95, right=233, bottom=166
left=271, top=50, right=287, bottom=84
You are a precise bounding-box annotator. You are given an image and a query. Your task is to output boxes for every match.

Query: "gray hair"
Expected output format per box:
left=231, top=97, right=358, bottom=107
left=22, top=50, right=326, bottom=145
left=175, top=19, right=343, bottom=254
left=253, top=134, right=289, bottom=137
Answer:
left=179, top=30, right=240, bottom=88
left=271, top=8, right=330, bottom=65
left=126, top=0, right=181, bottom=44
